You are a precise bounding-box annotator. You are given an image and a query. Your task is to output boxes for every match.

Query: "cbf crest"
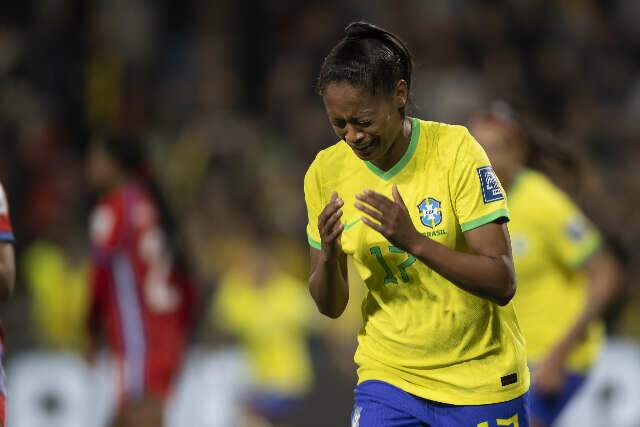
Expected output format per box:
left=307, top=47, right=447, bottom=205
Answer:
left=418, top=197, right=442, bottom=228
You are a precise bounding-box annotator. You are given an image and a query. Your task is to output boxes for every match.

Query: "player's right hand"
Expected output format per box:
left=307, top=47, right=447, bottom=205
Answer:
left=318, top=191, right=344, bottom=255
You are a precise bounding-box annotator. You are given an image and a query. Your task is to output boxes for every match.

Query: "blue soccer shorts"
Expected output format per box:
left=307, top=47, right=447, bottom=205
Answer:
left=351, top=380, right=529, bottom=427
left=528, top=370, right=586, bottom=426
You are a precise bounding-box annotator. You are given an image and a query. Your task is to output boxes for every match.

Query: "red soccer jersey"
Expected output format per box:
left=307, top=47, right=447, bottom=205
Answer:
left=0, top=182, right=11, bottom=419
left=0, top=183, right=13, bottom=243
left=89, top=182, right=195, bottom=402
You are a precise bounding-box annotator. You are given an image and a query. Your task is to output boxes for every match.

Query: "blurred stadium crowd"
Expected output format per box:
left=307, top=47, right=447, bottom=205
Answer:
left=1, top=0, right=640, bottom=426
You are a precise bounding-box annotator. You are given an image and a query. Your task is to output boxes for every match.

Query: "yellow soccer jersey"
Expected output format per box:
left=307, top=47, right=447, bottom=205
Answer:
left=508, top=169, right=603, bottom=372
left=24, top=241, right=89, bottom=350
left=304, top=118, right=529, bottom=405
left=215, top=268, right=314, bottom=396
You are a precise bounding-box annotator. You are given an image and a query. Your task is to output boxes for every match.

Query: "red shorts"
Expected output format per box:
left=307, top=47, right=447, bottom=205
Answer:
left=115, top=342, right=184, bottom=406
left=0, top=392, right=6, bottom=426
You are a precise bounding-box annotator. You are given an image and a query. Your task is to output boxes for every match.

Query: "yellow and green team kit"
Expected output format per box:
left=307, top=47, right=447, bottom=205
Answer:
left=215, top=268, right=314, bottom=396
left=304, top=118, right=530, bottom=405
left=508, top=169, right=603, bottom=372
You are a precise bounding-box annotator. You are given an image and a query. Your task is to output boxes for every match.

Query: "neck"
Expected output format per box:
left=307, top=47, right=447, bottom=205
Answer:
left=371, top=117, right=412, bottom=172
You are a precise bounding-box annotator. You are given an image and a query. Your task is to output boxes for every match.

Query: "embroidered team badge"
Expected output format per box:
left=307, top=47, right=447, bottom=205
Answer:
left=418, top=197, right=442, bottom=228
left=477, top=166, right=504, bottom=203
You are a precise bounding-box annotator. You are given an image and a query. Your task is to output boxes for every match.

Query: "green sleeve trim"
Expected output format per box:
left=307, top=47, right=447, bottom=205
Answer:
left=308, top=220, right=359, bottom=249
left=569, top=235, right=603, bottom=270
left=307, top=234, right=321, bottom=250
left=460, top=208, right=510, bottom=232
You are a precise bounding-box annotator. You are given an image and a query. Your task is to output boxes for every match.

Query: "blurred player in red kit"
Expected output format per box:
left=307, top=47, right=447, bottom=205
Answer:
left=0, top=182, right=15, bottom=427
left=87, top=134, right=196, bottom=427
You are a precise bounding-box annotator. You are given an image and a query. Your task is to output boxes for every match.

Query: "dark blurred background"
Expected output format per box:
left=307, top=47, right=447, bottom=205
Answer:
left=1, top=1, right=640, bottom=426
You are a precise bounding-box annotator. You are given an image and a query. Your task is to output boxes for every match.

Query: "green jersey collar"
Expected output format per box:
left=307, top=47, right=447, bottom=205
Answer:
left=365, top=117, right=421, bottom=181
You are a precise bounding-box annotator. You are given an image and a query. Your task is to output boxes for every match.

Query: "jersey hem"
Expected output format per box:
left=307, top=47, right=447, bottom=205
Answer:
left=0, top=232, right=14, bottom=242
left=460, top=208, right=510, bottom=233
left=356, top=373, right=530, bottom=406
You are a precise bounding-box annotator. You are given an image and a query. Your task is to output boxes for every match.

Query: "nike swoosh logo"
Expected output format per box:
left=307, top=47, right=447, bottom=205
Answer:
left=344, top=219, right=361, bottom=230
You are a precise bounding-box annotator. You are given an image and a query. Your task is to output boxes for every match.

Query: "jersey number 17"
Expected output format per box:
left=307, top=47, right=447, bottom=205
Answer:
left=370, top=245, right=417, bottom=285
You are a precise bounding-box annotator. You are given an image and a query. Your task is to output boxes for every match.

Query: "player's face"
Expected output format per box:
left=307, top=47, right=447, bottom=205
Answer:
left=323, top=82, right=404, bottom=163
left=471, top=119, right=518, bottom=181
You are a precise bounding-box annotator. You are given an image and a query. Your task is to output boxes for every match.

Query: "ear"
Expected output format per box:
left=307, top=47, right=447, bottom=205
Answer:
left=393, top=80, right=409, bottom=112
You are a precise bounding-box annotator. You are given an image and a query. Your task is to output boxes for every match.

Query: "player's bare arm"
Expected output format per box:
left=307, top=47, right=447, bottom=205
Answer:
left=309, top=191, right=349, bottom=318
left=534, top=249, right=621, bottom=393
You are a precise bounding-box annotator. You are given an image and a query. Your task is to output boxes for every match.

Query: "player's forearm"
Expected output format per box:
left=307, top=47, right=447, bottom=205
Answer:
left=408, top=234, right=515, bottom=305
left=554, top=250, right=621, bottom=357
left=309, top=251, right=349, bottom=318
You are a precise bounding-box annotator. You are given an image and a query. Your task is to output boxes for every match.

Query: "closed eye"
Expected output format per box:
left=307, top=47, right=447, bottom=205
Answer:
left=332, top=119, right=346, bottom=128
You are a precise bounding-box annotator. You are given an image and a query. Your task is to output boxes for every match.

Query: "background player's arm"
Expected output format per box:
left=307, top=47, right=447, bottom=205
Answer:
left=0, top=242, right=15, bottom=300
left=558, top=249, right=620, bottom=353
left=534, top=248, right=621, bottom=392
left=357, top=186, right=515, bottom=305
left=309, top=192, right=349, bottom=318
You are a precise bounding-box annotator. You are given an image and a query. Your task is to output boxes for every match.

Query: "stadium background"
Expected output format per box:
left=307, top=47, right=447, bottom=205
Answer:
left=1, top=0, right=640, bottom=426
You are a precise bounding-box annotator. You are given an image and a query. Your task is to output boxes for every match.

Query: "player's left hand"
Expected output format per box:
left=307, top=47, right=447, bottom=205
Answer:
left=355, top=185, right=421, bottom=253
left=533, top=349, right=567, bottom=395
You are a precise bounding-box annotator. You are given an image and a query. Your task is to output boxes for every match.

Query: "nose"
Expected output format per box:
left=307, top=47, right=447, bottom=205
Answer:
left=344, top=125, right=364, bottom=145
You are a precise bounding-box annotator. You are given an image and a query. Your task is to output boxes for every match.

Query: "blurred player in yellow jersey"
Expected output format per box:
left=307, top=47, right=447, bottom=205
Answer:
left=215, top=236, right=314, bottom=426
left=471, top=104, right=621, bottom=427
left=306, top=22, right=530, bottom=426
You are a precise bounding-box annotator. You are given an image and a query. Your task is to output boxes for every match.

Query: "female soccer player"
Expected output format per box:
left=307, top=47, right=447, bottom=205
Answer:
left=87, top=135, right=196, bottom=427
left=471, top=105, right=620, bottom=427
left=0, top=182, right=15, bottom=427
left=305, top=22, right=530, bottom=426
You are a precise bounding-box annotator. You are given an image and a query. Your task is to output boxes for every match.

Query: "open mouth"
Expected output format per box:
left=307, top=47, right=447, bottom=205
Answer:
left=353, top=138, right=380, bottom=157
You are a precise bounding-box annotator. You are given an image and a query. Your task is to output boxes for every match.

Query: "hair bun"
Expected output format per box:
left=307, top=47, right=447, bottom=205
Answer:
left=345, top=21, right=386, bottom=40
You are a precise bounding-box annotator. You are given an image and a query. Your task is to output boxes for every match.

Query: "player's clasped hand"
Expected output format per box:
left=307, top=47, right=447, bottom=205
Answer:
left=318, top=191, right=344, bottom=254
left=355, top=184, right=420, bottom=252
